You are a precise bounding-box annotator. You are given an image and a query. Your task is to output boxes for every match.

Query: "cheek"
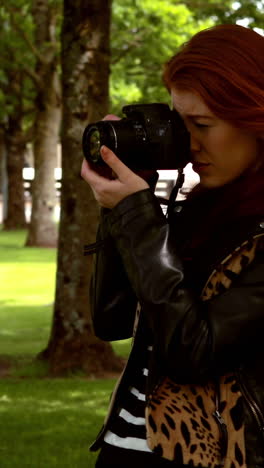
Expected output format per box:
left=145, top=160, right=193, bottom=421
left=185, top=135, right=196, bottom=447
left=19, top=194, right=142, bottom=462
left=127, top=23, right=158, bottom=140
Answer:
left=212, top=129, right=235, bottom=152
left=213, top=130, right=256, bottom=165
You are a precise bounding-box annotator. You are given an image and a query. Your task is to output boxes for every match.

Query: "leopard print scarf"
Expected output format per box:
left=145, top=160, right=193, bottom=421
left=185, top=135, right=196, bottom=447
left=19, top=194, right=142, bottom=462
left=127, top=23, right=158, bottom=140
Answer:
left=145, top=233, right=264, bottom=468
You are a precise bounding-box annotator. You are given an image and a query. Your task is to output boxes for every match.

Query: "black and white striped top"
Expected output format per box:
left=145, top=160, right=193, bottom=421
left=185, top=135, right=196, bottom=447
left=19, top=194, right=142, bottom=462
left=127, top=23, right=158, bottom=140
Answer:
left=104, top=345, right=153, bottom=453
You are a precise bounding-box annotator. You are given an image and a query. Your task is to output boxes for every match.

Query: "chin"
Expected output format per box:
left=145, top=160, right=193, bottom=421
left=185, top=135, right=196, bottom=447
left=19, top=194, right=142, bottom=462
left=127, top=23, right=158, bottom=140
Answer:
left=199, top=176, right=225, bottom=190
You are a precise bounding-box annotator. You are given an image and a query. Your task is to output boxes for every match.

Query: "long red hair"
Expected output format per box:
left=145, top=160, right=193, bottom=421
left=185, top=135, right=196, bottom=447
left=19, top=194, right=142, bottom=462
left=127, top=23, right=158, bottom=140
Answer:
left=163, top=24, right=264, bottom=136
left=163, top=24, right=264, bottom=249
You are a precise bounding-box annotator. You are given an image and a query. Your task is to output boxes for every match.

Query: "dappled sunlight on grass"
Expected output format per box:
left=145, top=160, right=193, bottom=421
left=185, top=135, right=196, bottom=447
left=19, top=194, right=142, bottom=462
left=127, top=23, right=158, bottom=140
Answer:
left=0, top=229, right=127, bottom=466
left=0, top=304, right=53, bottom=357
left=0, top=264, right=56, bottom=306
left=0, top=394, right=12, bottom=403
left=0, top=329, right=16, bottom=336
left=111, top=338, right=132, bottom=358
left=0, top=378, right=113, bottom=467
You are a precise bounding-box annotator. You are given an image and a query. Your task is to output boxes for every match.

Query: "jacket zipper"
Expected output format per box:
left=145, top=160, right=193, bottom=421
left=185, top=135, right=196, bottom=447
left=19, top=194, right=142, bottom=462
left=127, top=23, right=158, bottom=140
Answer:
left=236, top=369, right=264, bottom=435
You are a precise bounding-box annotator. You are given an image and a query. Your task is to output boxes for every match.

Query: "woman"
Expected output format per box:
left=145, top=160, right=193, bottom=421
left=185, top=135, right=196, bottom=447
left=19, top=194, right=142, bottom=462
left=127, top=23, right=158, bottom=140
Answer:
left=81, top=24, right=264, bottom=468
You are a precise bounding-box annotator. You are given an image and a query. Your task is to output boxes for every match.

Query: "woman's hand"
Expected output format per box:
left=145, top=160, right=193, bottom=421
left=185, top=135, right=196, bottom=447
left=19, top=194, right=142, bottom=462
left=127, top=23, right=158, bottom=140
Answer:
left=81, top=145, right=149, bottom=209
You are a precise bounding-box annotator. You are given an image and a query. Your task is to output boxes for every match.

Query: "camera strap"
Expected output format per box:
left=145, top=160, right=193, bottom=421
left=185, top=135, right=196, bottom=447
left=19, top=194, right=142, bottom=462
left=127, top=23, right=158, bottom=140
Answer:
left=166, top=168, right=185, bottom=221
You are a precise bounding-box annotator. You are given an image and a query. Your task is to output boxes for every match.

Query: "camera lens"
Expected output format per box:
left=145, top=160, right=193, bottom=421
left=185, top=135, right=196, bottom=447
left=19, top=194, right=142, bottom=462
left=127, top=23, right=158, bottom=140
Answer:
left=82, top=122, right=117, bottom=165
left=89, top=128, right=101, bottom=162
left=83, top=126, right=102, bottom=163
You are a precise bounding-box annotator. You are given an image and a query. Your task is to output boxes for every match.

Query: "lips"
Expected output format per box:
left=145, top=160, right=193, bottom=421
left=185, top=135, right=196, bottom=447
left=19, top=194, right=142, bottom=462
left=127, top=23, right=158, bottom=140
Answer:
left=192, top=161, right=210, bottom=172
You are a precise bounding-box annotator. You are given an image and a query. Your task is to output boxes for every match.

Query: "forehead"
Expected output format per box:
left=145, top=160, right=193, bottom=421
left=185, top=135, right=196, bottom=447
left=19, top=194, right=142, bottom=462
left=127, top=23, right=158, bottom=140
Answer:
left=171, top=89, right=212, bottom=116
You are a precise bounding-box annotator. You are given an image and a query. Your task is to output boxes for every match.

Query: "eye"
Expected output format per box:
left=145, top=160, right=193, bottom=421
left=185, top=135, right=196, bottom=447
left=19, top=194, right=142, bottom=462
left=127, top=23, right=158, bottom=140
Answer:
left=194, top=122, right=209, bottom=128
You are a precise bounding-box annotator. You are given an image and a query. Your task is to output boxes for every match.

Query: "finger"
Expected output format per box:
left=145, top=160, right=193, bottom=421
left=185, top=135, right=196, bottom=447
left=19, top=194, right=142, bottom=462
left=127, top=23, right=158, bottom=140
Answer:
left=81, top=159, right=112, bottom=187
left=102, top=114, right=121, bottom=121
left=81, top=158, right=97, bottom=180
left=111, top=170, right=118, bottom=180
left=100, top=145, right=133, bottom=181
left=81, top=157, right=112, bottom=181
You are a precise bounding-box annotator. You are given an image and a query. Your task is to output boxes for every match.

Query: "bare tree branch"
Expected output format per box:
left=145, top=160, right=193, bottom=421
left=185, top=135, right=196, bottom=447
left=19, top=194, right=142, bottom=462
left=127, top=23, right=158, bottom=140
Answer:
left=22, top=66, right=42, bottom=89
left=0, top=43, right=42, bottom=90
left=1, top=0, right=47, bottom=64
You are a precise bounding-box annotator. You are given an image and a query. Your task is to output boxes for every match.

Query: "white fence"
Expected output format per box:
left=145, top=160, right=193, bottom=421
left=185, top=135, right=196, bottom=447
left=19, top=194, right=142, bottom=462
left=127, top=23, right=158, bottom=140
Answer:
left=0, top=164, right=199, bottom=223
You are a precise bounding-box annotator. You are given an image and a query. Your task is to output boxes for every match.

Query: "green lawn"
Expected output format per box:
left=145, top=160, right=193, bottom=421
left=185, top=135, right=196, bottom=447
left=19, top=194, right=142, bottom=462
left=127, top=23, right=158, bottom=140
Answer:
left=0, top=378, right=112, bottom=467
left=0, top=229, right=56, bottom=360
left=0, top=228, right=130, bottom=467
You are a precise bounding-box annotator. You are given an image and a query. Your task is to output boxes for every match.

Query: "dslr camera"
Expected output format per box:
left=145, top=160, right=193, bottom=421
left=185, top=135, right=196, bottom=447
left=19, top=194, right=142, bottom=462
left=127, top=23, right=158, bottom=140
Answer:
left=82, top=103, right=190, bottom=170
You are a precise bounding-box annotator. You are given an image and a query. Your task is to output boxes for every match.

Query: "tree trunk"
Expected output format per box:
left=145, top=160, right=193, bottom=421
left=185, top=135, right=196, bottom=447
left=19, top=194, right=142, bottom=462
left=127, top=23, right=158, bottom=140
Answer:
left=25, top=0, right=61, bottom=247
left=25, top=85, right=61, bottom=246
left=2, top=68, right=27, bottom=230
left=0, top=128, right=8, bottom=224
left=41, top=0, right=122, bottom=376
left=3, top=118, right=27, bottom=230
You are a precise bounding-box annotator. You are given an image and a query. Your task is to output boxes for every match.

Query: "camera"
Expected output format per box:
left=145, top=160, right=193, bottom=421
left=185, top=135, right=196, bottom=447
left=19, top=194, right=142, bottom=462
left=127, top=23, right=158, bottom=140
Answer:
left=82, top=103, right=190, bottom=170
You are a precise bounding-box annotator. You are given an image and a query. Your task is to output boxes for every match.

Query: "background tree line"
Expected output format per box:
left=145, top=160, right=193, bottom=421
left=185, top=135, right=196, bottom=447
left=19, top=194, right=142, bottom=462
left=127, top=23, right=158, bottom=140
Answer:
left=0, top=0, right=263, bottom=375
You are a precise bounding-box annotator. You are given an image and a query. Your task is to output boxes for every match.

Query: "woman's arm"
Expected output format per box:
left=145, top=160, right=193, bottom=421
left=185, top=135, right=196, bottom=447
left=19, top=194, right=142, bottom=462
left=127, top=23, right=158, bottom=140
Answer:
left=81, top=145, right=264, bottom=380
left=82, top=145, right=159, bottom=343
left=90, top=210, right=138, bottom=341
left=106, top=189, right=264, bottom=381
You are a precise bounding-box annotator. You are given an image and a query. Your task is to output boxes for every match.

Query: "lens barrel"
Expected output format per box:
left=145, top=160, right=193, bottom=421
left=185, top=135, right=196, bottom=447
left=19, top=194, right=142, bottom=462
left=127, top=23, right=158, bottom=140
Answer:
left=82, top=104, right=190, bottom=170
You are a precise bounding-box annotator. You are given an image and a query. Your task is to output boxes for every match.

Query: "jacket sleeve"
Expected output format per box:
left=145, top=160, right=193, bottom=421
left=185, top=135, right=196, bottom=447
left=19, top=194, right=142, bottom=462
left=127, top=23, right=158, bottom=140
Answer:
left=105, top=189, right=264, bottom=382
left=90, top=209, right=138, bottom=341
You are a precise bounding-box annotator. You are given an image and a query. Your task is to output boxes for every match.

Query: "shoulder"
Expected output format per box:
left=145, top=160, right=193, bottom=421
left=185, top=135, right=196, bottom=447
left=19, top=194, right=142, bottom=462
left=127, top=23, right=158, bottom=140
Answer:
left=202, top=222, right=264, bottom=301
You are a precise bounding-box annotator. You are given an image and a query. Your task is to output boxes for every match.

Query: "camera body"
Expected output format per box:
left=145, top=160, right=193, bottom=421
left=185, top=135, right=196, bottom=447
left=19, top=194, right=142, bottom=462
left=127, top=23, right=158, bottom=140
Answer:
left=82, top=103, right=190, bottom=170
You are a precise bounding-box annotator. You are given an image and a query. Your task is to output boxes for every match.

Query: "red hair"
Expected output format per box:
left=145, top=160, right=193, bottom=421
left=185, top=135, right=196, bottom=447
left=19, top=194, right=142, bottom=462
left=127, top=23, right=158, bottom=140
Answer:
left=163, top=24, right=264, bottom=136
left=163, top=24, right=264, bottom=249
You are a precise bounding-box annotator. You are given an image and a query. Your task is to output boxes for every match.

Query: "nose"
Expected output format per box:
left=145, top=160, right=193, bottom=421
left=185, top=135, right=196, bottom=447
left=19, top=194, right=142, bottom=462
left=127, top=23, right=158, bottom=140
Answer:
left=190, top=131, right=201, bottom=152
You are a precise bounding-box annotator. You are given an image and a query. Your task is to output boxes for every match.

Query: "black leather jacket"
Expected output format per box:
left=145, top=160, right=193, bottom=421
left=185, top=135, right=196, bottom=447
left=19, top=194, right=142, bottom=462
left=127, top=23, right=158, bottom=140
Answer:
left=90, top=188, right=264, bottom=467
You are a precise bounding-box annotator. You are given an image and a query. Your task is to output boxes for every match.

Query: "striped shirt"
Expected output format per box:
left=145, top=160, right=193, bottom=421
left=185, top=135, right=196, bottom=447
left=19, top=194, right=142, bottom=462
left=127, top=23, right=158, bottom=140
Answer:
left=104, top=345, right=152, bottom=452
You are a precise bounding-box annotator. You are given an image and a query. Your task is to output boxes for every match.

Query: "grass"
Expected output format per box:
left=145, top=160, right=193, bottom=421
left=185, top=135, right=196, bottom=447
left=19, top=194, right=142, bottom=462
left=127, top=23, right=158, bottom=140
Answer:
left=0, top=378, right=113, bottom=467
left=0, top=228, right=131, bottom=467
left=0, top=229, right=56, bottom=360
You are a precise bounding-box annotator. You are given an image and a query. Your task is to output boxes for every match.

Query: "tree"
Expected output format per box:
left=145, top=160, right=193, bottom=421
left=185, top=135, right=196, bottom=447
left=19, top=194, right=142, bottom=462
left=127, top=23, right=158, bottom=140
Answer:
left=0, top=126, right=8, bottom=223
left=0, top=4, right=32, bottom=229
left=1, top=0, right=258, bottom=372
left=0, top=0, right=61, bottom=242
left=42, top=0, right=263, bottom=375
left=4, top=69, right=27, bottom=229
left=25, top=0, right=62, bottom=247
left=184, top=0, right=264, bottom=30
left=41, top=0, right=123, bottom=375
left=110, top=0, right=212, bottom=114
left=109, top=0, right=264, bottom=116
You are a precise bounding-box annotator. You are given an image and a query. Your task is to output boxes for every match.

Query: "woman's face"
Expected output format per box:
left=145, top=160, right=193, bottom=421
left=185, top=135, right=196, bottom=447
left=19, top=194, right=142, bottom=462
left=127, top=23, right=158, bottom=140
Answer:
left=171, top=89, right=258, bottom=189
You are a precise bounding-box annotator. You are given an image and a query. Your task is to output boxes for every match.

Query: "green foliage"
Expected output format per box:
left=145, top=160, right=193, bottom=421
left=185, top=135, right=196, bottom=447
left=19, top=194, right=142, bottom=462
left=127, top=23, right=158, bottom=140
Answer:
left=110, top=0, right=213, bottom=114
left=231, top=0, right=264, bottom=30
left=110, top=0, right=264, bottom=115
left=0, top=1, right=35, bottom=126
left=0, top=0, right=62, bottom=128
left=1, top=0, right=263, bottom=123
left=190, top=0, right=264, bottom=30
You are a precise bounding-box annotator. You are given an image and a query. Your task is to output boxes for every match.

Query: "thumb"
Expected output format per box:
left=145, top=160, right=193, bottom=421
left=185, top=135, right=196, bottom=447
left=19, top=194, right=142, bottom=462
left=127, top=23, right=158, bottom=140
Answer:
left=100, top=145, right=132, bottom=181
